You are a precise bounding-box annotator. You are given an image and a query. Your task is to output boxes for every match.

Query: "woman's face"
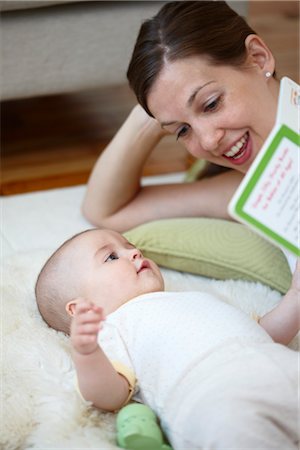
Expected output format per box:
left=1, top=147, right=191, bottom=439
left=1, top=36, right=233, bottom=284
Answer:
left=147, top=55, right=279, bottom=173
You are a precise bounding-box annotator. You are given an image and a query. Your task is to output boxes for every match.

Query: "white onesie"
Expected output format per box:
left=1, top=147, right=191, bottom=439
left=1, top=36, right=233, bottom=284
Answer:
left=99, top=291, right=270, bottom=410
left=98, top=291, right=298, bottom=449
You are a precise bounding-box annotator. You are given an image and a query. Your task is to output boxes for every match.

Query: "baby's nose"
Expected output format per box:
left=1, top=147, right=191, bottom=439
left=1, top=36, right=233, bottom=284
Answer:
left=128, top=247, right=142, bottom=260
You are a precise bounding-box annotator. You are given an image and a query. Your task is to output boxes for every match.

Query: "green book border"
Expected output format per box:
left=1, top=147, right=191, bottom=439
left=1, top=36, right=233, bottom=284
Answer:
left=234, top=124, right=300, bottom=256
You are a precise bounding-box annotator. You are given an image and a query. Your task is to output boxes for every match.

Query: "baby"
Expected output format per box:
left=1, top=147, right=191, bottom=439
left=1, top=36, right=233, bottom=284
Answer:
left=35, top=228, right=299, bottom=450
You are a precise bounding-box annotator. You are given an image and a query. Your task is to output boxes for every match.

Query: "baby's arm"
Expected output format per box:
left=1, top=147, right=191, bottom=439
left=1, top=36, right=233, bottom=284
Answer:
left=70, top=301, right=130, bottom=411
left=259, top=260, right=300, bottom=345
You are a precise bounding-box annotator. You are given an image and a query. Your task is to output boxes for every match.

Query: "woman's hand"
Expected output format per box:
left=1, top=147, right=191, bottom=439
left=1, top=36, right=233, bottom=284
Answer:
left=129, top=103, right=168, bottom=138
left=70, top=301, right=105, bottom=355
left=259, top=260, right=300, bottom=344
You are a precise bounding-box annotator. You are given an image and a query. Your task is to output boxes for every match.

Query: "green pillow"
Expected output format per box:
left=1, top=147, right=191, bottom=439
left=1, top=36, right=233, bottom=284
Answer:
left=124, top=218, right=291, bottom=294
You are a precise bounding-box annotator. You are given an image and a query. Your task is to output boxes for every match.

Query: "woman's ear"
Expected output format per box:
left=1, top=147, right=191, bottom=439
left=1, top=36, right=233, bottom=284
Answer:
left=65, top=299, right=80, bottom=316
left=244, top=34, right=275, bottom=76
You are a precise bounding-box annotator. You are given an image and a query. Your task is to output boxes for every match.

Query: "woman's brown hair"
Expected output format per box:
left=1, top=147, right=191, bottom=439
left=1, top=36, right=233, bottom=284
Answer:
left=127, top=1, right=257, bottom=116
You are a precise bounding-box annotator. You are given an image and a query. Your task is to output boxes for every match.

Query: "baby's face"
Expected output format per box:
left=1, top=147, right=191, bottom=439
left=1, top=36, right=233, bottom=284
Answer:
left=64, top=229, right=164, bottom=315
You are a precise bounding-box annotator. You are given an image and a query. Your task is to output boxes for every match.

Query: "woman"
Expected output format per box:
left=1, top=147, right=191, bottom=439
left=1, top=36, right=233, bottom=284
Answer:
left=82, top=1, right=282, bottom=233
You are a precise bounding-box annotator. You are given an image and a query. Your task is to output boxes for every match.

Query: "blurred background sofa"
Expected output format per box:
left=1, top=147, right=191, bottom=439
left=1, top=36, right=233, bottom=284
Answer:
left=0, top=1, right=167, bottom=100
left=0, top=0, right=248, bottom=101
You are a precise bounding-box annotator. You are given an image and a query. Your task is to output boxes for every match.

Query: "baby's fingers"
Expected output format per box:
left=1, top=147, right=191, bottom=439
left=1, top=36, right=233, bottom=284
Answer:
left=75, top=302, right=105, bottom=323
left=75, top=301, right=101, bottom=315
left=73, top=331, right=98, bottom=354
left=77, top=332, right=98, bottom=344
left=77, top=321, right=102, bottom=336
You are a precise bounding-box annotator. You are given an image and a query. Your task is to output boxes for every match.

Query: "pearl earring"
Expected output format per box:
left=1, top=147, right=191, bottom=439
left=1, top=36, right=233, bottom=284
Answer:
left=265, top=71, right=272, bottom=78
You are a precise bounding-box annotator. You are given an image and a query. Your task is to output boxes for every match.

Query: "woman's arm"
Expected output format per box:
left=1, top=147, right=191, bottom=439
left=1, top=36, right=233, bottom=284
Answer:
left=82, top=105, right=244, bottom=232
left=259, top=260, right=300, bottom=345
left=71, top=302, right=130, bottom=412
left=82, top=104, right=165, bottom=229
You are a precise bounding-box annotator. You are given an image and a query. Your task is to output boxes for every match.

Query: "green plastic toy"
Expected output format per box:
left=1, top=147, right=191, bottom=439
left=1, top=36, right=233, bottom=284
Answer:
left=116, top=403, right=173, bottom=450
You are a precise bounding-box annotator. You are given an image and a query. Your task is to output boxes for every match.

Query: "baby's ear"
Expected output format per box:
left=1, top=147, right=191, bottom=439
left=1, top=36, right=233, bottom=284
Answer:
left=65, top=298, right=81, bottom=316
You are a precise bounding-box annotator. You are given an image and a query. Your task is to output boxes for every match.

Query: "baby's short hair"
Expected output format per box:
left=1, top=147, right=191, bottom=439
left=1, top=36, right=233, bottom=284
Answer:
left=35, top=230, right=91, bottom=334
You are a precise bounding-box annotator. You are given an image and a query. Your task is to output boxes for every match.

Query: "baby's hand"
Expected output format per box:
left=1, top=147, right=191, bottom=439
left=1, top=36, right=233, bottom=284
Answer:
left=70, top=300, right=105, bottom=355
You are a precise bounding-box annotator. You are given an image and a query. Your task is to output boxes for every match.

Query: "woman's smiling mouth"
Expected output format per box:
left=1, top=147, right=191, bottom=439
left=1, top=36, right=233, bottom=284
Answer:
left=223, top=132, right=251, bottom=166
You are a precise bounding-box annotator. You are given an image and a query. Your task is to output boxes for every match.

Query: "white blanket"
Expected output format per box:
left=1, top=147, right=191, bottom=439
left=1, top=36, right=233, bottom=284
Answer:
left=1, top=180, right=297, bottom=450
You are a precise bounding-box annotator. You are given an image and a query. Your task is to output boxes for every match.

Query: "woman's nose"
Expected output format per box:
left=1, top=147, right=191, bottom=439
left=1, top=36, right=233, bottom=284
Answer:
left=194, top=123, right=224, bottom=155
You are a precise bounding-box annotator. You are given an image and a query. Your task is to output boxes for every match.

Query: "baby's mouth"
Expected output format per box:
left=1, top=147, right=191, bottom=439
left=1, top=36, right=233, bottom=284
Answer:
left=223, top=132, right=249, bottom=161
left=137, top=260, right=150, bottom=273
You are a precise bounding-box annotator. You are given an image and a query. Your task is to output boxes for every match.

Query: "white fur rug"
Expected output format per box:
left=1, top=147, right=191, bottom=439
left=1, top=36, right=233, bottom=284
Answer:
left=2, top=248, right=298, bottom=450
left=1, top=183, right=298, bottom=450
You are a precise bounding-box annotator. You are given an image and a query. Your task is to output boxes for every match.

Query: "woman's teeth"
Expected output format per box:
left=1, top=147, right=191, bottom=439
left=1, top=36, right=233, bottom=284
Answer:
left=224, top=133, right=248, bottom=159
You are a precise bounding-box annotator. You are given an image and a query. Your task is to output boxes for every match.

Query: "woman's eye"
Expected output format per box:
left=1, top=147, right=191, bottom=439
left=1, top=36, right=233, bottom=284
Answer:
left=105, top=253, right=118, bottom=262
left=204, top=96, right=221, bottom=113
left=176, top=124, right=190, bottom=140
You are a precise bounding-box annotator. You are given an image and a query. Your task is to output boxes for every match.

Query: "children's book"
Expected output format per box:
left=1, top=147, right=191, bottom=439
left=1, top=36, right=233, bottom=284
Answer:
left=228, top=77, right=300, bottom=257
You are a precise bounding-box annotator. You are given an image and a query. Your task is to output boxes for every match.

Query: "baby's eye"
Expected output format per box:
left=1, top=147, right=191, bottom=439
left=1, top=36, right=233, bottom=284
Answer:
left=176, top=124, right=190, bottom=140
left=105, top=253, right=119, bottom=262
